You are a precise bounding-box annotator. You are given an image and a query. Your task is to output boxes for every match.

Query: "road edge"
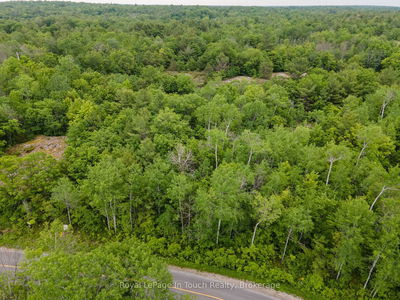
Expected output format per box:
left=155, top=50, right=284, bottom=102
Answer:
left=168, top=265, right=303, bottom=300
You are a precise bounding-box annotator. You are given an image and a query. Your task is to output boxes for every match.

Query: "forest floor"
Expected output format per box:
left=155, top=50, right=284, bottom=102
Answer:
left=7, top=135, right=66, bottom=159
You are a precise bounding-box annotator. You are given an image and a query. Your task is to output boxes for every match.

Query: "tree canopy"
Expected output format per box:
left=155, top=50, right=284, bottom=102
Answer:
left=0, top=2, right=400, bottom=299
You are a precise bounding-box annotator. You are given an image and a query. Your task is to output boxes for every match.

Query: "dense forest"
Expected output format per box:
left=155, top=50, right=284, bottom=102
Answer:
left=0, top=2, right=400, bottom=299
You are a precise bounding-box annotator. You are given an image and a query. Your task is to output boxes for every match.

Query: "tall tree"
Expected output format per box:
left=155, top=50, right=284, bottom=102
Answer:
left=51, top=177, right=79, bottom=225
left=281, top=206, right=313, bottom=263
left=251, top=191, right=284, bottom=246
left=333, top=198, right=375, bottom=281
left=82, top=155, right=127, bottom=233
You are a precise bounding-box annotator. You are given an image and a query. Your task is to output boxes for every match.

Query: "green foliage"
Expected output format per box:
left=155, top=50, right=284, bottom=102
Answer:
left=0, top=3, right=400, bottom=300
left=0, top=153, right=62, bottom=228
left=18, top=239, right=173, bottom=300
left=33, top=219, right=77, bottom=254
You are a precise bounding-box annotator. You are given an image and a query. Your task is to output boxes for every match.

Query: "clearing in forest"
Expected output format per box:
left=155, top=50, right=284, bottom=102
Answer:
left=7, top=135, right=66, bottom=159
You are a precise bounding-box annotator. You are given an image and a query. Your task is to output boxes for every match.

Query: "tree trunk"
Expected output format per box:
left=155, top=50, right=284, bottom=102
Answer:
left=371, top=274, right=388, bottom=298
left=247, top=148, right=253, bottom=165
left=380, top=101, right=388, bottom=119
left=372, top=288, right=379, bottom=298
left=298, top=231, right=303, bottom=243
left=281, top=227, right=292, bottom=263
left=326, top=160, right=334, bottom=185
left=336, top=262, right=343, bottom=280
left=215, top=144, right=218, bottom=169
left=356, top=142, right=368, bottom=166
left=370, top=186, right=387, bottom=210
left=225, top=121, right=231, bottom=136
left=251, top=221, right=261, bottom=246
left=66, top=205, right=72, bottom=225
left=216, top=219, right=221, bottom=245
left=113, top=213, right=117, bottom=234
left=179, top=199, right=184, bottom=235
left=363, top=253, right=381, bottom=289
left=105, top=205, right=110, bottom=231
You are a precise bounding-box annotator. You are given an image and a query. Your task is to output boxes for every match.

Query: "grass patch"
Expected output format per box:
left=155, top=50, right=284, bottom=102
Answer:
left=0, top=230, right=40, bottom=249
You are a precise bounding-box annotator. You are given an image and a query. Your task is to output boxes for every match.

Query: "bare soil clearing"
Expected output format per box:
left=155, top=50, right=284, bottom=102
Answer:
left=222, top=76, right=268, bottom=84
left=222, top=72, right=291, bottom=84
left=7, top=135, right=66, bottom=159
left=271, top=72, right=291, bottom=78
left=168, top=71, right=292, bottom=87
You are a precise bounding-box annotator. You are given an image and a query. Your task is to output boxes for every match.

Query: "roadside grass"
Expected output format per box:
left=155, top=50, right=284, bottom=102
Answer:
left=167, top=258, right=322, bottom=300
left=0, top=230, right=40, bottom=249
